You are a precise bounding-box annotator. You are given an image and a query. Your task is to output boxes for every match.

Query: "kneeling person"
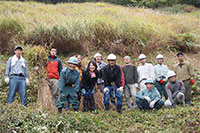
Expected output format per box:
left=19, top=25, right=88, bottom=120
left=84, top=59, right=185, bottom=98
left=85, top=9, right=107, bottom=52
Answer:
left=165, top=70, right=185, bottom=108
left=136, top=79, right=164, bottom=110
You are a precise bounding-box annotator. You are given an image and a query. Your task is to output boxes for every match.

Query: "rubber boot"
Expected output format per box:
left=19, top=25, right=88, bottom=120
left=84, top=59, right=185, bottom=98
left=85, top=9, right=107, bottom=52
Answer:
left=117, top=105, right=122, bottom=114
left=105, top=104, right=109, bottom=111
left=58, top=108, right=62, bottom=114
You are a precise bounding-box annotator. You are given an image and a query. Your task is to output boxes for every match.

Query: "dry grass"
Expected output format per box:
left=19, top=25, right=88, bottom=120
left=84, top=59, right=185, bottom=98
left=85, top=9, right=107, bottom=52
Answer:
left=0, top=1, right=200, bottom=56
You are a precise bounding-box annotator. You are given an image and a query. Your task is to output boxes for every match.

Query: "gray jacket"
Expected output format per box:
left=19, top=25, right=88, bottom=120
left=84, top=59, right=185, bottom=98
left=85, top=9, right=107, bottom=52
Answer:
left=166, top=80, right=185, bottom=104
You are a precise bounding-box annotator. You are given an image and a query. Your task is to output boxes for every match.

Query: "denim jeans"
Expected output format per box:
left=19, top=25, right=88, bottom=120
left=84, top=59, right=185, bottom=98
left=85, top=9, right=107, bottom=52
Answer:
left=8, top=76, right=27, bottom=106
left=104, top=86, right=123, bottom=106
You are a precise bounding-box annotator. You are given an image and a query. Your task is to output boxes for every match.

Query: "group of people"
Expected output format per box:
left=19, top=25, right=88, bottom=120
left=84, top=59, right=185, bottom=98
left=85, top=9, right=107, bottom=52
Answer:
left=4, top=46, right=194, bottom=114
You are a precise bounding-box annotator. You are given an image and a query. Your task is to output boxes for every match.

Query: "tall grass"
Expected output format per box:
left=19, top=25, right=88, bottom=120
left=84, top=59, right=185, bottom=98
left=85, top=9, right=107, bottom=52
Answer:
left=0, top=1, right=200, bottom=56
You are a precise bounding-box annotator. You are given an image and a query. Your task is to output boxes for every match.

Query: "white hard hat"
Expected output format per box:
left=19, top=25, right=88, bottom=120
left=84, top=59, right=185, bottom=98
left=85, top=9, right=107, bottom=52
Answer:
left=156, top=54, right=164, bottom=60
left=167, top=70, right=176, bottom=79
left=107, top=54, right=116, bottom=60
left=124, top=56, right=131, bottom=59
left=139, top=54, right=146, bottom=60
left=94, top=53, right=102, bottom=59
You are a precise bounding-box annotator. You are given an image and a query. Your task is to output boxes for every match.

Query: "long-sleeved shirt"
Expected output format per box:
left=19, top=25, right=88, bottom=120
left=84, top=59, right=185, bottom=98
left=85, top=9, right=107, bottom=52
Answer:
left=166, top=80, right=185, bottom=104
left=96, top=61, right=107, bottom=84
left=46, top=55, right=62, bottom=79
left=59, top=67, right=80, bottom=93
left=154, top=64, right=168, bottom=82
left=137, top=63, right=155, bottom=83
left=103, top=64, right=121, bottom=88
left=122, top=64, right=138, bottom=84
left=136, top=87, right=161, bottom=103
left=5, top=56, right=28, bottom=78
left=80, top=69, right=100, bottom=91
left=174, top=61, right=194, bottom=81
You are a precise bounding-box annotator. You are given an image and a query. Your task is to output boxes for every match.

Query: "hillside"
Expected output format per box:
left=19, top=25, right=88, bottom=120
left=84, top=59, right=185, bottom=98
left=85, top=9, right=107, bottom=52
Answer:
left=0, top=1, right=200, bottom=132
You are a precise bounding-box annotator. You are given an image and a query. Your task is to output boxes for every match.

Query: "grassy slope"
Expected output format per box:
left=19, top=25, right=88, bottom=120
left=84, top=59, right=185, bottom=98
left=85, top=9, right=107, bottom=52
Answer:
left=0, top=1, right=200, bottom=132
left=1, top=1, right=200, bottom=55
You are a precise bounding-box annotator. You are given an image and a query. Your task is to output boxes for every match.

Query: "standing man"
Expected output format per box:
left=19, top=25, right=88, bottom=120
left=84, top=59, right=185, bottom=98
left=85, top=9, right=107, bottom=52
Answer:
left=137, top=54, right=155, bottom=91
left=136, top=78, right=164, bottom=110
left=46, top=47, right=62, bottom=106
left=103, top=54, right=123, bottom=113
left=94, top=53, right=107, bottom=93
left=5, top=46, right=29, bottom=106
left=174, top=52, right=194, bottom=105
left=154, top=54, right=168, bottom=100
left=122, top=56, right=138, bottom=108
left=57, top=57, right=80, bottom=113
left=165, top=70, right=185, bottom=108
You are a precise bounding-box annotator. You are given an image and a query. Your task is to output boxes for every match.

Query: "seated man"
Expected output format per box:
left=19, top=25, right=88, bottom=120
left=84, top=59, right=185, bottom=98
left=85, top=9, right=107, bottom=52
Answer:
left=136, top=78, right=164, bottom=110
left=165, top=70, right=185, bottom=108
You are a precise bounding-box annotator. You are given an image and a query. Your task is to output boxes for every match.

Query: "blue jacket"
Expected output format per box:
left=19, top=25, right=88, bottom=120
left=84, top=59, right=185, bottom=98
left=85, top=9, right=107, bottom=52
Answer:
left=136, top=87, right=161, bottom=103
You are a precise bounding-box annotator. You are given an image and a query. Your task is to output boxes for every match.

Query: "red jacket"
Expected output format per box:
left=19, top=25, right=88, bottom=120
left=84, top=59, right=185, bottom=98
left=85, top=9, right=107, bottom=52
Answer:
left=120, top=68, right=125, bottom=87
left=46, top=55, right=62, bottom=80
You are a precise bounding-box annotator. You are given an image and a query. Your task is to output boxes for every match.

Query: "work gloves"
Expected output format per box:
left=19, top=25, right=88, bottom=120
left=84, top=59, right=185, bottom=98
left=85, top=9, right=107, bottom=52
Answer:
left=150, top=101, right=156, bottom=108
left=190, top=79, right=194, bottom=84
left=4, top=77, right=9, bottom=83
left=103, top=87, right=109, bottom=93
left=159, top=80, right=165, bottom=84
left=81, top=89, right=86, bottom=96
left=117, top=86, right=123, bottom=92
left=134, top=83, right=139, bottom=88
left=144, top=96, right=151, bottom=103
left=26, top=78, right=30, bottom=86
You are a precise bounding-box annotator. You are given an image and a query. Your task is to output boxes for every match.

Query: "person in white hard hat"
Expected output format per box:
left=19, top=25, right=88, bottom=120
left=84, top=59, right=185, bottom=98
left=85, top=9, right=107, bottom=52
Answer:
left=137, top=54, right=155, bottom=91
left=94, top=53, right=107, bottom=93
left=165, top=70, right=185, bottom=108
left=102, top=54, right=123, bottom=113
left=154, top=54, right=168, bottom=100
left=136, top=78, right=164, bottom=110
left=122, top=56, right=138, bottom=108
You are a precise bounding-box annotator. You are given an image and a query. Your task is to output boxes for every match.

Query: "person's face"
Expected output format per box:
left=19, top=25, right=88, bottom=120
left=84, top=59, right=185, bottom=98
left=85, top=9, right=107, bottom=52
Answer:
left=50, top=48, right=57, bottom=56
left=146, top=83, right=153, bottom=90
left=169, top=76, right=176, bottom=82
left=89, top=63, right=96, bottom=72
left=15, top=49, right=23, bottom=57
left=140, top=58, right=146, bottom=64
left=157, top=58, right=163, bottom=64
left=77, top=55, right=82, bottom=64
left=108, top=60, right=116, bottom=67
left=124, top=58, right=130, bottom=64
left=95, top=56, right=102, bottom=63
left=178, top=55, right=184, bottom=62
left=68, top=63, right=76, bottom=71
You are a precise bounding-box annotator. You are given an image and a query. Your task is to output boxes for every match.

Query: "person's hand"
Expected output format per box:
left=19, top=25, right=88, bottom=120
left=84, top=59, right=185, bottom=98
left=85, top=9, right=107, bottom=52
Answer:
left=150, top=101, right=156, bottom=108
left=103, top=87, right=109, bottom=93
left=81, top=89, right=86, bottom=96
left=190, top=79, right=194, bottom=85
left=134, top=83, right=139, bottom=88
left=144, top=96, right=151, bottom=103
left=26, top=78, right=30, bottom=86
left=117, top=86, right=123, bottom=92
left=4, top=77, right=9, bottom=83
left=159, top=80, right=164, bottom=84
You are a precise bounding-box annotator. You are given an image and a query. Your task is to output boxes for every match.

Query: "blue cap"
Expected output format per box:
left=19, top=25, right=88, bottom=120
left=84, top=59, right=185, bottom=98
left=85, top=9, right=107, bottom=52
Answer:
left=68, top=57, right=78, bottom=65
left=177, top=52, right=184, bottom=57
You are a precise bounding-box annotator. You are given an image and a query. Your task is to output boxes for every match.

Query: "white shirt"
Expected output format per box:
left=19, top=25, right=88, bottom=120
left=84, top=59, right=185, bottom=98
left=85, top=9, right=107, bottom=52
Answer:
left=137, top=63, right=155, bottom=82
